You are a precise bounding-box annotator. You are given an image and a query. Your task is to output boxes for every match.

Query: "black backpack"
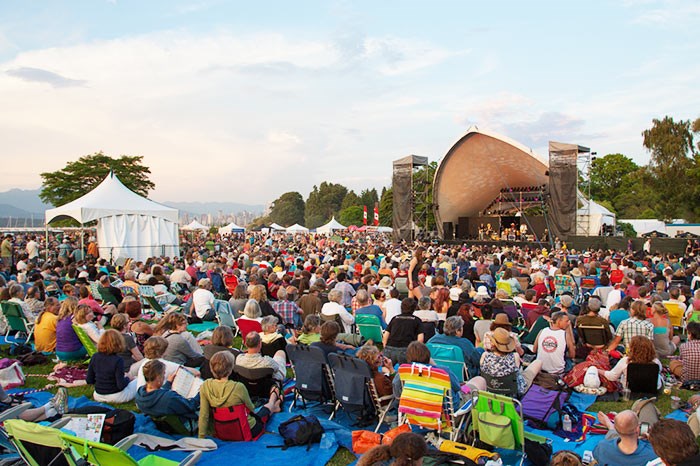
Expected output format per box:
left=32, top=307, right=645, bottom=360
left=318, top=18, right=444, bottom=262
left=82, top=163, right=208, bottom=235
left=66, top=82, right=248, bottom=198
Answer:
left=270, top=415, right=324, bottom=450
left=70, top=406, right=136, bottom=445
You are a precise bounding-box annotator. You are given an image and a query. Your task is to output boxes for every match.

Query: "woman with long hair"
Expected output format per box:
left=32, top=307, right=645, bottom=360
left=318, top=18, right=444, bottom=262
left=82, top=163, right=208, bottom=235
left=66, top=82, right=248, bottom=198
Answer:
left=55, top=297, right=87, bottom=361
left=648, top=302, right=681, bottom=357
left=600, top=335, right=663, bottom=389
left=407, top=246, right=425, bottom=299
left=154, top=313, right=204, bottom=367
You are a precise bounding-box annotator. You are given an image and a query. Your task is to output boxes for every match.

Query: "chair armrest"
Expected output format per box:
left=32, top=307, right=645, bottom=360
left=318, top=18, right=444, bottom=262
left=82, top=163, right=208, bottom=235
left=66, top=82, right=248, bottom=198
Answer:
left=49, top=417, right=72, bottom=429
left=179, top=450, right=202, bottom=466
left=114, top=434, right=139, bottom=450
left=0, top=402, right=32, bottom=423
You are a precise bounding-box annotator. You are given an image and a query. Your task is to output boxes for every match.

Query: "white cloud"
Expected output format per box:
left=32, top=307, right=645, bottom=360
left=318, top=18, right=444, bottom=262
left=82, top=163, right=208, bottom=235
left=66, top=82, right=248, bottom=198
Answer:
left=361, top=36, right=467, bottom=76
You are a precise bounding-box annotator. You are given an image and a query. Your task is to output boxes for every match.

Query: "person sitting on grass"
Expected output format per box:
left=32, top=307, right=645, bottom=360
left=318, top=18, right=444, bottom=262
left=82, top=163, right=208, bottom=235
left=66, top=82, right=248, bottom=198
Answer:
left=34, top=296, right=59, bottom=353
left=110, top=313, right=144, bottom=369
left=202, top=326, right=239, bottom=379
left=74, top=304, right=104, bottom=345
left=236, top=331, right=286, bottom=382
left=136, top=360, right=200, bottom=431
left=599, top=335, right=663, bottom=390
left=593, top=410, right=656, bottom=466
left=0, top=386, right=68, bottom=421
left=297, top=314, right=322, bottom=345
left=311, top=321, right=356, bottom=360
left=648, top=419, right=700, bottom=466
left=55, top=297, right=87, bottom=361
left=356, top=344, right=394, bottom=399
left=86, top=329, right=137, bottom=403
left=154, top=312, right=205, bottom=368
left=198, top=351, right=281, bottom=440
left=132, top=336, right=199, bottom=388
left=260, top=315, right=289, bottom=358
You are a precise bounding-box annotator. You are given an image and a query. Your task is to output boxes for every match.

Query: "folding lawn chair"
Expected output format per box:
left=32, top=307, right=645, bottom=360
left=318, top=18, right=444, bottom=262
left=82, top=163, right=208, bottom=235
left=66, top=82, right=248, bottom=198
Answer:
left=0, top=301, right=35, bottom=341
left=235, top=319, right=263, bottom=348
left=355, top=314, right=383, bottom=344
left=72, top=324, right=97, bottom=358
left=60, top=432, right=201, bottom=466
left=627, top=363, right=659, bottom=398
left=287, top=344, right=335, bottom=412
left=470, top=390, right=549, bottom=466
left=214, top=300, right=239, bottom=336
left=495, top=281, right=513, bottom=297
left=211, top=404, right=262, bottom=442
left=580, top=276, right=598, bottom=293
left=663, top=301, right=685, bottom=329
left=577, top=324, right=611, bottom=348
left=426, top=343, right=469, bottom=384
left=483, top=372, right=518, bottom=398
left=138, top=285, right=168, bottom=314
left=394, top=277, right=409, bottom=298
left=3, top=419, right=75, bottom=466
left=329, top=353, right=394, bottom=432
left=554, top=275, right=577, bottom=298
left=397, top=363, right=461, bottom=441
left=223, top=274, right=239, bottom=295
left=233, top=366, right=277, bottom=402
left=151, top=415, right=197, bottom=437
left=97, top=286, right=120, bottom=306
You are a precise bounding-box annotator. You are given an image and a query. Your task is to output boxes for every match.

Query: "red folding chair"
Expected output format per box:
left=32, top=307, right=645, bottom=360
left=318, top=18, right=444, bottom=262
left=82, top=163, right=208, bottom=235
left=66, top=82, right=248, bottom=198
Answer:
left=212, top=404, right=263, bottom=441
left=236, top=318, right=263, bottom=347
left=224, top=274, right=239, bottom=294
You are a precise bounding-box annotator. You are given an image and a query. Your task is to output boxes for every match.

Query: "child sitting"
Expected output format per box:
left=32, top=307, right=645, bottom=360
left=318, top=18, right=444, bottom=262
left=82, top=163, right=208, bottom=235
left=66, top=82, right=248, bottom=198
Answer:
left=131, top=336, right=199, bottom=388
left=86, top=329, right=137, bottom=403
left=135, top=360, right=200, bottom=431
left=110, top=313, right=144, bottom=369
left=198, top=351, right=281, bottom=439
left=297, top=314, right=321, bottom=344
left=75, top=304, right=104, bottom=344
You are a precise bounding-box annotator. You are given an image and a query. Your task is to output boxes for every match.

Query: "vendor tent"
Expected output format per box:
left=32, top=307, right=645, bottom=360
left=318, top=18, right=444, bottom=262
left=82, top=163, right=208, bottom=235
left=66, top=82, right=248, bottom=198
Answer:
left=576, top=197, right=616, bottom=236
left=619, top=219, right=667, bottom=237
left=218, top=222, right=245, bottom=235
left=182, top=220, right=209, bottom=231
left=286, top=223, right=309, bottom=233
left=269, top=223, right=286, bottom=231
left=316, top=217, right=346, bottom=234
left=44, top=172, right=179, bottom=262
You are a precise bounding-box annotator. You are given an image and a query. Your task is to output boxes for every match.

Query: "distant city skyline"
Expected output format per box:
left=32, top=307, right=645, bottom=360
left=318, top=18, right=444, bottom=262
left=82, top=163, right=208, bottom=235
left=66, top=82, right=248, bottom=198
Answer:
left=1, top=1, right=698, bottom=205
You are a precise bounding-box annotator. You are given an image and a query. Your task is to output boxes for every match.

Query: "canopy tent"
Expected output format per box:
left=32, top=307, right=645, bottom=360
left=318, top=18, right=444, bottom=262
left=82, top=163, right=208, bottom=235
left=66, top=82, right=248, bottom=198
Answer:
left=619, top=219, right=667, bottom=237
left=269, top=223, right=286, bottom=231
left=286, top=223, right=309, bottom=233
left=181, top=220, right=209, bottom=231
left=316, top=217, right=346, bottom=234
left=218, top=222, right=245, bottom=235
left=576, top=197, right=616, bottom=236
left=44, top=172, right=179, bottom=263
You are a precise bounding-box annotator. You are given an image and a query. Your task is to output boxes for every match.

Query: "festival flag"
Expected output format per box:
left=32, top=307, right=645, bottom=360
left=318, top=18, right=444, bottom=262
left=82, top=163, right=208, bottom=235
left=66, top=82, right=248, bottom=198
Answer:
left=363, top=205, right=368, bottom=225
left=373, top=203, right=379, bottom=226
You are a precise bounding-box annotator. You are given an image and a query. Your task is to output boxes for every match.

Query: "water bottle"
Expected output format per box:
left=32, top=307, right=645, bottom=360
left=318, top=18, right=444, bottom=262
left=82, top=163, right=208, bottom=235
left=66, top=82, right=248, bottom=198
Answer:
left=562, top=414, right=572, bottom=432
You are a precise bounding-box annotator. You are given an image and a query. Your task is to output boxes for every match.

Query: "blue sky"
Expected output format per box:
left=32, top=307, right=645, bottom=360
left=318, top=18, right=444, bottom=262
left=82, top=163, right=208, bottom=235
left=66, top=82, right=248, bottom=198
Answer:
left=1, top=0, right=698, bottom=205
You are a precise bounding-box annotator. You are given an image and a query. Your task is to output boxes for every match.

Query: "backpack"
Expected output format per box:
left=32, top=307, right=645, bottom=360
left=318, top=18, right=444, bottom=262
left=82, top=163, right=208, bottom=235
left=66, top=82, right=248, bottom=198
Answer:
left=70, top=406, right=135, bottom=445
left=521, top=384, right=570, bottom=429
left=631, top=397, right=661, bottom=430
left=272, top=415, right=324, bottom=450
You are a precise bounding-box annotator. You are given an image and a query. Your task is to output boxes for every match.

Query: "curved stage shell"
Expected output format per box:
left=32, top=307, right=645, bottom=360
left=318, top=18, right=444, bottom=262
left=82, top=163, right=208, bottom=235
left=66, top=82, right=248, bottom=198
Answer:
left=433, top=127, right=549, bottom=237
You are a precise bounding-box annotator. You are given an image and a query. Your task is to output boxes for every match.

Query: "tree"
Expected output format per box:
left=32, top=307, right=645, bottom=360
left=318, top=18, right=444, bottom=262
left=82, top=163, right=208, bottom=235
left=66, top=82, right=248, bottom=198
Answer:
left=642, top=116, right=696, bottom=220
left=588, top=153, right=639, bottom=205
left=612, top=168, right=660, bottom=219
left=340, top=191, right=361, bottom=210
left=269, top=191, right=305, bottom=227
left=40, top=152, right=154, bottom=207
left=379, top=187, right=393, bottom=226
left=305, top=182, right=348, bottom=228
left=359, top=188, right=379, bottom=209
left=338, top=206, right=364, bottom=226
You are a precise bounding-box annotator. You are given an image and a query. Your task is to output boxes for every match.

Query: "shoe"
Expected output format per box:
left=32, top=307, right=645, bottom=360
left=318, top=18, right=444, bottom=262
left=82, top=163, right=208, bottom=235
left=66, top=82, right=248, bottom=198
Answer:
left=52, top=388, right=68, bottom=415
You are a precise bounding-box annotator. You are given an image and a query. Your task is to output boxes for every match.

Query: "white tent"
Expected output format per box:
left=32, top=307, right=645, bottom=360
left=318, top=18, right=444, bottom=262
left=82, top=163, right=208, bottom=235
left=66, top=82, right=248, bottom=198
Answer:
left=286, top=223, right=309, bottom=233
left=316, top=217, right=346, bottom=234
left=619, top=219, right=667, bottom=237
left=45, top=172, right=179, bottom=262
left=181, top=220, right=209, bottom=231
left=576, top=198, right=616, bottom=236
left=218, top=222, right=245, bottom=235
left=269, top=223, right=286, bottom=231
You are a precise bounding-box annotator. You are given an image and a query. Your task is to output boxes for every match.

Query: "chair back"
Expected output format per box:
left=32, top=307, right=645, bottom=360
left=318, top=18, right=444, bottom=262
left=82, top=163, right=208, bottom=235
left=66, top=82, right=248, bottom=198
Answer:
left=223, top=275, right=239, bottom=294
left=71, top=324, right=97, bottom=357
left=483, top=372, right=519, bottom=398
left=610, top=269, right=624, bottom=285
left=397, top=363, right=453, bottom=432
left=520, top=303, right=538, bottom=321
left=211, top=404, right=259, bottom=441
left=426, top=342, right=468, bottom=383
left=233, top=366, right=275, bottom=399
left=662, top=301, right=684, bottom=328
left=287, top=344, right=333, bottom=403
left=4, top=419, right=73, bottom=466
left=328, top=353, right=374, bottom=415
left=471, top=390, right=525, bottom=450
left=627, top=363, right=659, bottom=396
left=495, top=281, right=513, bottom=297
left=88, top=282, right=102, bottom=301
left=0, top=301, right=30, bottom=333
left=59, top=433, right=139, bottom=466
left=97, top=286, right=119, bottom=306
left=215, top=300, right=237, bottom=329
left=580, top=276, right=598, bottom=291
left=355, top=314, right=383, bottom=343
left=554, top=275, right=577, bottom=297
left=151, top=414, right=196, bottom=437
left=688, top=311, right=700, bottom=324
left=235, top=318, right=263, bottom=342
left=394, top=277, right=409, bottom=296
left=578, top=325, right=611, bottom=347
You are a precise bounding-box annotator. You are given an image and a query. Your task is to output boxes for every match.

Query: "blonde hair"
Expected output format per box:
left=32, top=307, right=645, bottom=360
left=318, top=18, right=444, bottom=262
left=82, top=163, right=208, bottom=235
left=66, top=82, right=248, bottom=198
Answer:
left=249, top=285, right=268, bottom=303
left=73, top=304, right=93, bottom=324
left=57, top=296, right=79, bottom=320
left=110, top=313, right=129, bottom=331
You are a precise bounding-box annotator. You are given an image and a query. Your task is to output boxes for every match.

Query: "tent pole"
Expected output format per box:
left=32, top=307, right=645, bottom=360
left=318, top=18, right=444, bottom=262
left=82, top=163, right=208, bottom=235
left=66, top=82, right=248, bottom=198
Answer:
left=45, top=223, right=49, bottom=262
left=81, top=224, right=84, bottom=260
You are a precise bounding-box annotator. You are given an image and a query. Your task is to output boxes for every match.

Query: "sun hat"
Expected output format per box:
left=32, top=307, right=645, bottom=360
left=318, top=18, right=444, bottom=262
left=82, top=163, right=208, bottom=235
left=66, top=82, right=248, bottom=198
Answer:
left=449, top=287, right=461, bottom=301
left=379, top=276, right=393, bottom=288
left=493, top=313, right=511, bottom=326
left=492, top=327, right=516, bottom=353
left=475, top=286, right=490, bottom=298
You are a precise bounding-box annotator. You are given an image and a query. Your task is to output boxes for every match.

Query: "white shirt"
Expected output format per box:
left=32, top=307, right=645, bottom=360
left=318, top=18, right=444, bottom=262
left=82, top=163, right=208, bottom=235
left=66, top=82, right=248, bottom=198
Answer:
left=536, top=327, right=567, bottom=374
left=320, top=301, right=355, bottom=333
left=26, top=240, right=39, bottom=259
left=384, top=298, right=402, bottom=324
left=192, top=288, right=215, bottom=318
left=170, top=269, right=192, bottom=285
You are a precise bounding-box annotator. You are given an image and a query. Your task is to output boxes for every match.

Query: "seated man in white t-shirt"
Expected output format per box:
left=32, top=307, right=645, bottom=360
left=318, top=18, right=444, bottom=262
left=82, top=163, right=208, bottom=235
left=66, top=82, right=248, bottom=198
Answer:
left=191, top=278, right=216, bottom=321
left=533, top=311, right=575, bottom=375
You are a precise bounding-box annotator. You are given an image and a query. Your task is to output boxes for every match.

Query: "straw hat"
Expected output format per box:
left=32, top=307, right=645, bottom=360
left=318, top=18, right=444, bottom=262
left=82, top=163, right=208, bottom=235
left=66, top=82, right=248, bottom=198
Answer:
left=493, top=313, right=511, bottom=326
left=379, top=276, right=393, bottom=288
left=492, top=327, right=516, bottom=353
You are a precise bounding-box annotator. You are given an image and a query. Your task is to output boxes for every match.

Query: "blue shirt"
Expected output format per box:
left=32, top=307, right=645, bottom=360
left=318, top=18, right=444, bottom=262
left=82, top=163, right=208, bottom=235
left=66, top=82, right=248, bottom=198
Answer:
left=609, top=309, right=630, bottom=329
left=427, top=333, right=481, bottom=376
left=356, top=304, right=387, bottom=329
left=593, top=438, right=656, bottom=466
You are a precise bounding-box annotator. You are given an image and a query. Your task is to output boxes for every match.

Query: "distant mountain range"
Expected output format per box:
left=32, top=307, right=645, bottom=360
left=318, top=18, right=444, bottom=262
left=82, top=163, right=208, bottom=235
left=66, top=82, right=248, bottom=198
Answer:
left=0, top=188, right=264, bottom=218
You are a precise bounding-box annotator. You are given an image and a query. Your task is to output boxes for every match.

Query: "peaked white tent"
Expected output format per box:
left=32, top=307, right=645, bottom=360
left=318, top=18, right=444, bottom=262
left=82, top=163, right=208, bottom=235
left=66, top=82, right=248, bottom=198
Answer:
left=269, top=223, right=286, bottom=231
left=45, top=173, right=179, bottom=262
left=619, top=219, right=667, bottom=237
left=181, top=220, right=209, bottom=231
left=286, top=223, right=309, bottom=233
left=218, top=222, right=245, bottom=235
left=576, top=197, right=616, bottom=236
left=316, top=217, right=346, bottom=234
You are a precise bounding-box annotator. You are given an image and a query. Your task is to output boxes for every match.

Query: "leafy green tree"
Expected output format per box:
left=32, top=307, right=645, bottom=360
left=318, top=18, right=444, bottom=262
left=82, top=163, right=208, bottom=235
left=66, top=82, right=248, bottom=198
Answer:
left=612, top=168, right=660, bottom=219
left=269, top=191, right=305, bottom=227
left=305, top=182, right=348, bottom=228
left=379, top=187, right=393, bottom=226
left=617, top=221, right=636, bottom=238
left=340, top=191, right=361, bottom=210
left=587, top=153, right=638, bottom=205
left=338, top=206, right=364, bottom=226
left=40, top=152, right=154, bottom=207
left=359, top=188, right=379, bottom=209
left=642, top=116, right=696, bottom=220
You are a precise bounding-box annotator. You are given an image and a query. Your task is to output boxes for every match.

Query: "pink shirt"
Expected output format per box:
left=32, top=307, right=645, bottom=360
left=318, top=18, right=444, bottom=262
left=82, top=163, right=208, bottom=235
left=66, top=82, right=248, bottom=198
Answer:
left=79, top=297, right=105, bottom=315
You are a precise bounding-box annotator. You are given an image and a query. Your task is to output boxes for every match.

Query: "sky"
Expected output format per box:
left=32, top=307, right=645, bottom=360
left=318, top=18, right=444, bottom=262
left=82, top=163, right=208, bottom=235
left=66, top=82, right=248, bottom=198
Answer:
left=1, top=0, right=698, bottom=206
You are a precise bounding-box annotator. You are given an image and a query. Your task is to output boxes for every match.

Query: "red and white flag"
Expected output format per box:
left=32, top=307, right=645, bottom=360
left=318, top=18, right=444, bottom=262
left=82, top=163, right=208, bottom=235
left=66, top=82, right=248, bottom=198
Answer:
left=363, top=205, right=368, bottom=225
left=373, top=203, right=379, bottom=226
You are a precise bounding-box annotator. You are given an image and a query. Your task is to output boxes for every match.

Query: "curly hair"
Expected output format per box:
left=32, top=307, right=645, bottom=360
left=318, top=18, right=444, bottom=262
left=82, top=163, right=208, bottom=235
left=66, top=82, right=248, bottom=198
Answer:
left=357, top=432, right=427, bottom=466
left=628, top=335, right=656, bottom=364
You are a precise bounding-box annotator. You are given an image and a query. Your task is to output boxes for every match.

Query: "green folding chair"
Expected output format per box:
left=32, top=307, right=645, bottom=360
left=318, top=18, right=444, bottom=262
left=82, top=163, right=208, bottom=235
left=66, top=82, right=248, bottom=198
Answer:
left=97, top=286, right=120, bottom=306
left=4, top=418, right=76, bottom=466
left=426, top=342, right=469, bottom=383
left=60, top=432, right=201, bottom=466
left=1, top=300, right=36, bottom=341
left=355, top=314, right=383, bottom=343
left=72, top=324, right=97, bottom=358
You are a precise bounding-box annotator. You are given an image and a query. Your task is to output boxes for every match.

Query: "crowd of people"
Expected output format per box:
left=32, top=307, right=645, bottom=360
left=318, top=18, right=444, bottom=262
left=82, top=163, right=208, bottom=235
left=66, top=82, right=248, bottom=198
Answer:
left=1, top=229, right=700, bottom=465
